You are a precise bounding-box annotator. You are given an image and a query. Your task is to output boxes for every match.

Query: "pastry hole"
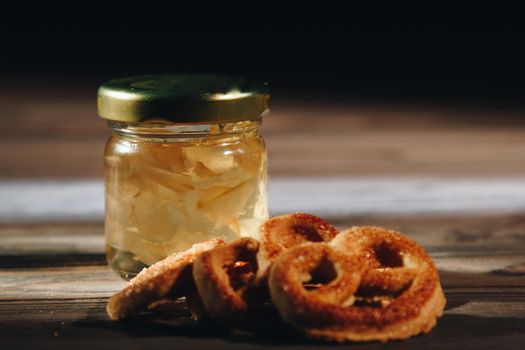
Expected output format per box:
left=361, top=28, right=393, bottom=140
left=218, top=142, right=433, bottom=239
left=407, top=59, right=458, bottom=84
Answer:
left=374, top=242, right=403, bottom=268
left=356, top=282, right=411, bottom=298
left=303, top=256, right=337, bottom=291
left=355, top=274, right=412, bottom=305
left=225, top=251, right=258, bottom=291
left=226, top=261, right=255, bottom=290
left=352, top=296, right=392, bottom=308
left=292, top=224, right=324, bottom=242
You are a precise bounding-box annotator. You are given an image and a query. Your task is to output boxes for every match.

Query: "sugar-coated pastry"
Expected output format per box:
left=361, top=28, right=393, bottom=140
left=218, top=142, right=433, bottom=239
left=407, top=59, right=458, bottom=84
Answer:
left=107, top=239, right=223, bottom=320
left=269, top=227, right=446, bottom=342
left=257, top=213, right=338, bottom=281
left=192, top=237, right=263, bottom=320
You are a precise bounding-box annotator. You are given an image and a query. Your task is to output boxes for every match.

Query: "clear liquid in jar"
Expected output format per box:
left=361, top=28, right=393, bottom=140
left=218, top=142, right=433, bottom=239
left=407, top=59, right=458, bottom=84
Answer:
left=104, top=129, right=268, bottom=279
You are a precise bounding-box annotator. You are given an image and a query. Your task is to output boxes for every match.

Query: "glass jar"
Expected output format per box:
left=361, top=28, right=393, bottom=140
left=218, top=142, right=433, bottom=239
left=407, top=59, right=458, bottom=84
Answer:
left=98, top=75, right=269, bottom=279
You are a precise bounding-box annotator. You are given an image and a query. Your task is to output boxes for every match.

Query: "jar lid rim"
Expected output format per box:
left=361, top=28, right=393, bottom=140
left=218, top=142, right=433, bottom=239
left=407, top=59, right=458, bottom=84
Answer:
left=97, top=74, right=269, bottom=123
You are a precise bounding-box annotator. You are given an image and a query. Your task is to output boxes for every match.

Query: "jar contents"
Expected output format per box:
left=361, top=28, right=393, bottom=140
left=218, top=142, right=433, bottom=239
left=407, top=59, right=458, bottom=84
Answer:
left=104, top=123, right=268, bottom=279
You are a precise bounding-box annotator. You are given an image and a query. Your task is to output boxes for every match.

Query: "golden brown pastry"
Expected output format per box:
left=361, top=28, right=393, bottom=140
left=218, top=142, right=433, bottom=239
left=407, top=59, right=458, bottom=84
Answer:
left=192, top=237, right=263, bottom=321
left=269, top=243, right=362, bottom=329
left=269, top=227, right=446, bottom=342
left=107, top=239, right=223, bottom=320
left=257, top=213, right=338, bottom=281
left=193, top=238, right=259, bottom=319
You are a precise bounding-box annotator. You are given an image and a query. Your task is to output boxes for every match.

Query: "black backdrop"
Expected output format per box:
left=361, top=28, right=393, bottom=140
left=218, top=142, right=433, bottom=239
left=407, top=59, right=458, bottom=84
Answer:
left=2, top=28, right=525, bottom=107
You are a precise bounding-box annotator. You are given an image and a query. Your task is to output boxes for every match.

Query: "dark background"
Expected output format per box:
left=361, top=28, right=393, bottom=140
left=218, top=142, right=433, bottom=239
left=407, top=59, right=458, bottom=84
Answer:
left=2, top=26, right=525, bottom=179
left=2, top=29, right=525, bottom=107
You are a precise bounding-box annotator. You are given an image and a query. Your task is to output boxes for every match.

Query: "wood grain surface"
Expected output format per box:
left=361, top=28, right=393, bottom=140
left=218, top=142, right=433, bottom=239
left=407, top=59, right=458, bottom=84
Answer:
left=4, top=178, right=525, bottom=223
left=1, top=90, right=525, bottom=348
left=2, top=89, right=525, bottom=178
left=1, top=215, right=524, bottom=349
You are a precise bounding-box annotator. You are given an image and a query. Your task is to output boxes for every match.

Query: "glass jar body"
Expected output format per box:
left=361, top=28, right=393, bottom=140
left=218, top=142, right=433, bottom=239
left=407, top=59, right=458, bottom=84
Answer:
left=104, top=120, right=268, bottom=279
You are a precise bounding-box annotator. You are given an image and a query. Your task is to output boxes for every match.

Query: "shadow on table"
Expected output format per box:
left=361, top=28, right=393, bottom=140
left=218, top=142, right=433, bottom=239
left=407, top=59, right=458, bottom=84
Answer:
left=73, top=313, right=525, bottom=349
left=74, top=303, right=322, bottom=346
left=72, top=269, right=525, bottom=348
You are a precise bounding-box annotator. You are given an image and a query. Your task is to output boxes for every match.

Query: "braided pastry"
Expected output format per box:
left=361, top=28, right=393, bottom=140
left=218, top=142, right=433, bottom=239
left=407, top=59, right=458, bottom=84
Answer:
left=107, top=238, right=223, bottom=320
left=269, top=227, right=445, bottom=342
left=257, top=213, right=338, bottom=280
left=192, top=237, right=263, bottom=321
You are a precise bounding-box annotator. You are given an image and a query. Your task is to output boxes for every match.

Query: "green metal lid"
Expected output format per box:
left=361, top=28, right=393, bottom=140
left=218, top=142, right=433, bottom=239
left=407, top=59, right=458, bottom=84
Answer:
left=97, top=74, right=269, bottom=123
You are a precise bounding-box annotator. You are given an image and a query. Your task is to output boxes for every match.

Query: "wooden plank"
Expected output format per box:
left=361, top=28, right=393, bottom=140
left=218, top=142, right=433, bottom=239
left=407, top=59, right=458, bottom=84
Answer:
left=2, top=93, right=525, bottom=179
left=4, top=178, right=525, bottom=223
left=0, top=266, right=125, bottom=299
left=333, top=214, right=525, bottom=256
left=0, top=243, right=523, bottom=347
left=0, top=222, right=104, bottom=255
left=2, top=278, right=522, bottom=349
left=2, top=214, right=524, bottom=258
left=1, top=256, right=524, bottom=299
left=1, top=291, right=525, bottom=349
left=0, top=191, right=522, bottom=347
left=0, top=254, right=106, bottom=268
left=2, top=92, right=525, bottom=348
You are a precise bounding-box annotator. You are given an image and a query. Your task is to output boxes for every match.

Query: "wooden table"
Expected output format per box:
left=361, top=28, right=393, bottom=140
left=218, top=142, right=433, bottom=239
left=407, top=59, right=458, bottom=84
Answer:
left=2, top=216, right=525, bottom=349
left=1, top=92, right=524, bottom=349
